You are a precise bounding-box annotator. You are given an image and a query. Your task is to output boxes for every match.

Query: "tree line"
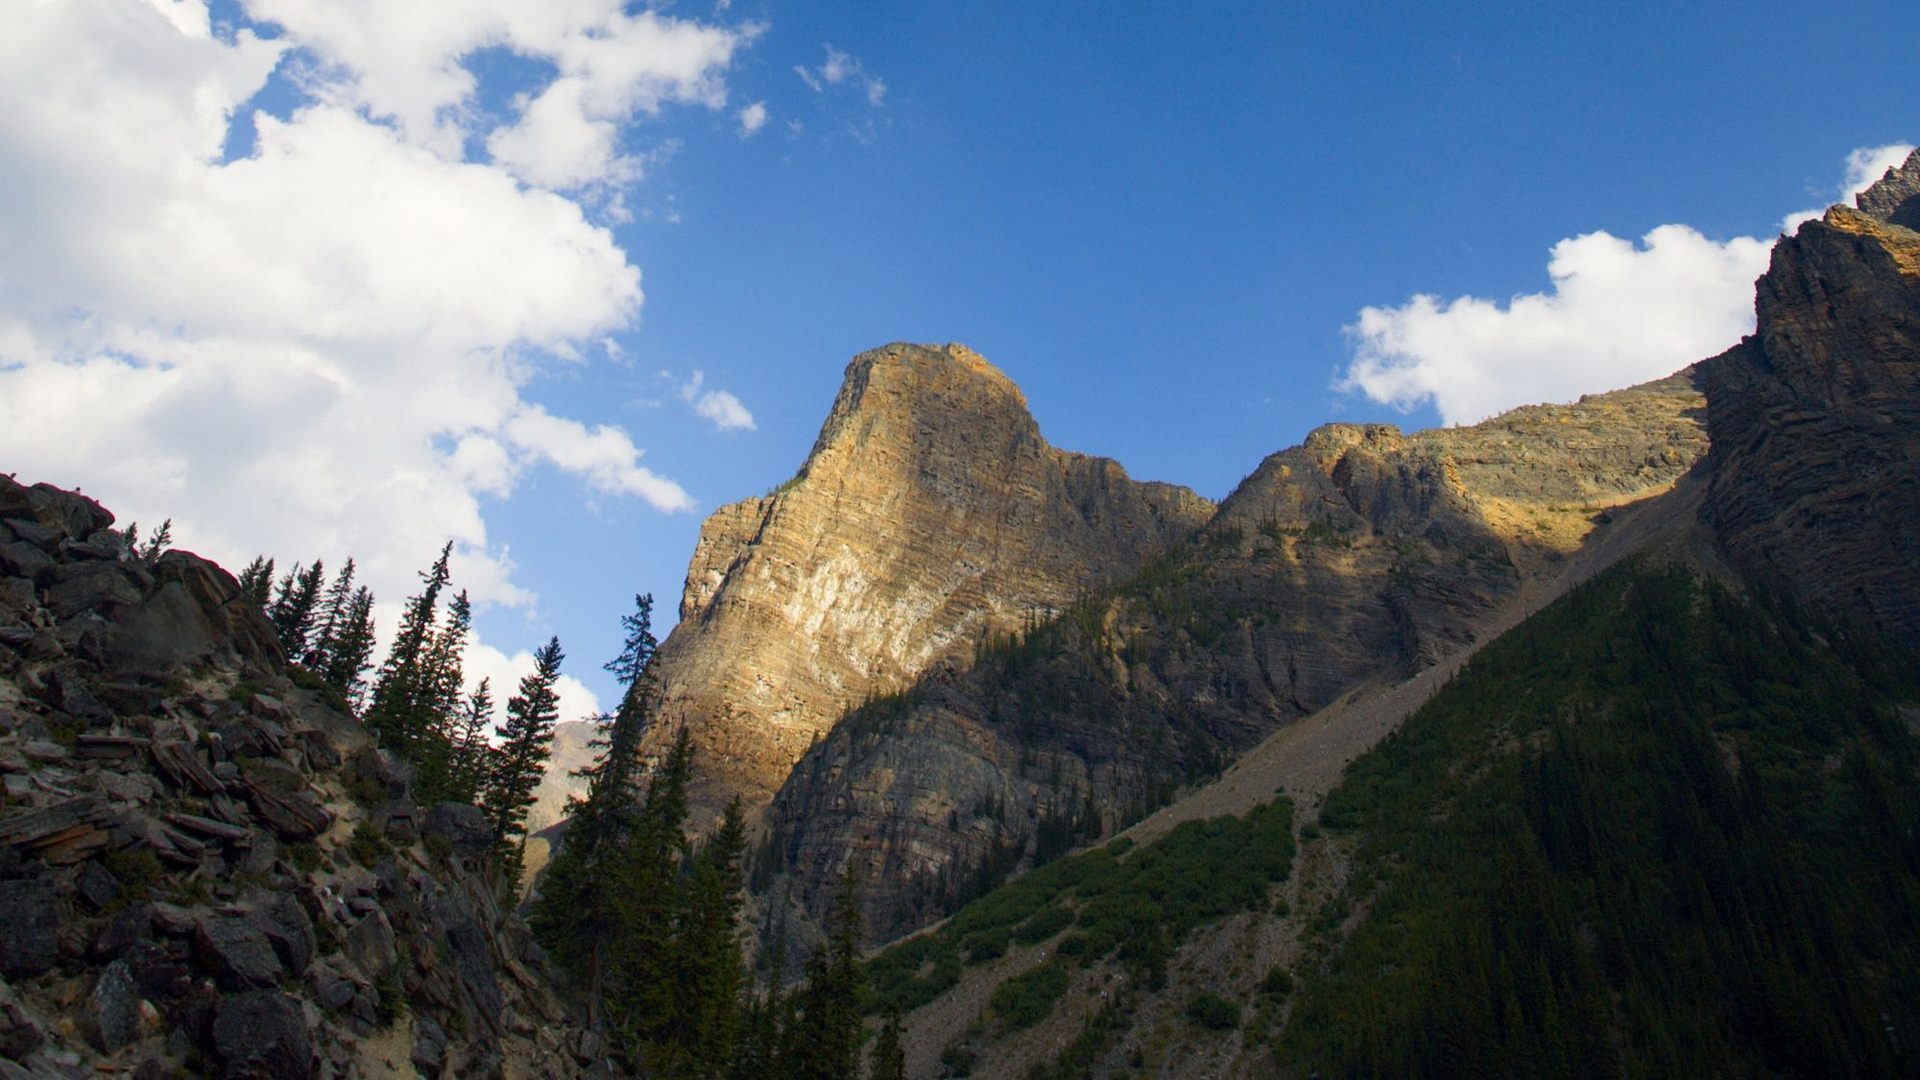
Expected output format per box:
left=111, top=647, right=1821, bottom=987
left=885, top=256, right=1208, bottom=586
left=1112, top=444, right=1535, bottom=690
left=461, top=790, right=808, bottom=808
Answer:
left=243, top=547, right=905, bottom=1076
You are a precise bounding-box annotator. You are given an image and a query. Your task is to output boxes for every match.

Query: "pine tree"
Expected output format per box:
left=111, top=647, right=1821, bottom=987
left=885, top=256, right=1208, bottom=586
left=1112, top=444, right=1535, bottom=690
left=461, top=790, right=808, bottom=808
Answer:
left=237, top=556, right=275, bottom=608
left=658, top=798, right=748, bottom=1078
left=320, top=586, right=377, bottom=712
left=366, top=542, right=452, bottom=756
left=869, top=1006, right=906, bottom=1080
left=483, top=636, right=564, bottom=884
left=269, top=559, right=327, bottom=659
left=786, top=868, right=868, bottom=1080
left=533, top=591, right=668, bottom=991
left=412, top=590, right=472, bottom=804
left=446, top=679, right=496, bottom=805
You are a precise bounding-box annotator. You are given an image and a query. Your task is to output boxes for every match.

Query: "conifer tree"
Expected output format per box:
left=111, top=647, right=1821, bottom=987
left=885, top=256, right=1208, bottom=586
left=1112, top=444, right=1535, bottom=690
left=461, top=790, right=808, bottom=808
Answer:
left=483, top=636, right=564, bottom=884
left=786, top=869, right=868, bottom=1080
left=660, top=798, right=748, bottom=1078
left=445, top=678, right=496, bottom=805
left=319, top=585, right=377, bottom=711
left=412, top=590, right=472, bottom=803
left=533, top=596, right=663, bottom=981
left=270, top=559, right=327, bottom=658
left=869, top=1007, right=906, bottom=1080
left=366, top=542, right=452, bottom=756
left=237, top=556, right=275, bottom=608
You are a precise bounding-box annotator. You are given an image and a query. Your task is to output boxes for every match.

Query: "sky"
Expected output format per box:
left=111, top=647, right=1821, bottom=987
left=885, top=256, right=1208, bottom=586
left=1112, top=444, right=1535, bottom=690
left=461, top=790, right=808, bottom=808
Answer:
left=1, top=0, right=1914, bottom=720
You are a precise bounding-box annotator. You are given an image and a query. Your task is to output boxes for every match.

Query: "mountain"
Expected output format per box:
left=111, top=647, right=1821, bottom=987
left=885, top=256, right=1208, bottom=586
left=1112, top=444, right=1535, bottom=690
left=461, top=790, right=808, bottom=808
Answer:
left=640, top=342, right=1213, bottom=828
left=762, top=367, right=1708, bottom=944
left=865, top=148, right=1920, bottom=1079
left=0, top=478, right=591, bottom=1079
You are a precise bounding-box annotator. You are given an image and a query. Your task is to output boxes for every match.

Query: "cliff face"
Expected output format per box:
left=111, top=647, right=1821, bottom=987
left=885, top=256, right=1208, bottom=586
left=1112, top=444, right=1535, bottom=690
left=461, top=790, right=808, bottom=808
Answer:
left=1704, top=148, right=1920, bottom=642
left=764, top=370, right=1707, bottom=943
left=644, top=343, right=1213, bottom=824
left=0, top=477, right=589, bottom=1080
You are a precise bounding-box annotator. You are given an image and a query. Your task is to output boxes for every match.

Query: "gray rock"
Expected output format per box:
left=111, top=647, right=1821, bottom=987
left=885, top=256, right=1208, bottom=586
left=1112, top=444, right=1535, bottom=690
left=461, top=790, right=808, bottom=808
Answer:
left=0, top=879, right=60, bottom=978
left=423, top=803, right=493, bottom=860
left=42, top=562, right=143, bottom=622
left=43, top=669, right=109, bottom=726
left=0, top=478, right=114, bottom=543
left=211, top=990, right=313, bottom=1080
left=0, top=578, right=35, bottom=625
left=5, top=520, right=61, bottom=552
left=248, top=893, right=314, bottom=977
left=192, top=914, right=283, bottom=990
left=73, top=860, right=121, bottom=912
left=0, top=543, right=51, bottom=584
left=341, top=907, right=396, bottom=979
left=87, top=959, right=139, bottom=1051
left=411, top=1013, right=448, bottom=1078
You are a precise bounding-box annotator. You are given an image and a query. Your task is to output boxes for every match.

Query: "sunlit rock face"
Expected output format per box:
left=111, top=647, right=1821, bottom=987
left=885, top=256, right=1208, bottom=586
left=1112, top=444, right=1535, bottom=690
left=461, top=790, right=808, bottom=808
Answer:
left=644, top=342, right=1214, bottom=827
left=1704, top=148, right=1920, bottom=642
left=756, top=360, right=1709, bottom=944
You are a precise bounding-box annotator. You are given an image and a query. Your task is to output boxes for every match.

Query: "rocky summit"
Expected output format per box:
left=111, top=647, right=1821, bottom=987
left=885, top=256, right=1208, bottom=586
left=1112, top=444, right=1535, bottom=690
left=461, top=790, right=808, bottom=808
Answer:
left=641, top=343, right=1213, bottom=827
left=1704, top=147, right=1920, bottom=642
left=0, top=477, right=588, bottom=1080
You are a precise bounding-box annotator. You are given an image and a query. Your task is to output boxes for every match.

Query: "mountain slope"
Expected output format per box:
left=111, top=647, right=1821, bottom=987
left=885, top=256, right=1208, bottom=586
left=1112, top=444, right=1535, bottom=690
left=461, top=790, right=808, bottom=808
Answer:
left=763, top=368, right=1706, bottom=944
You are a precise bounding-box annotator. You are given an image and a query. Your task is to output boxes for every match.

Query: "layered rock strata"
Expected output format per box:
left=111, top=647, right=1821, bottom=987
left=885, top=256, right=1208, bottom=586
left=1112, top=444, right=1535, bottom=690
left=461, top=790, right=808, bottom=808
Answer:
left=1704, top=148, right=1920, bottom=642
left=765, top=369, right=1708, bottom=942
left=0, top=476, right=589, bottom=1080
left=644, top=343, right=1213, bottom=825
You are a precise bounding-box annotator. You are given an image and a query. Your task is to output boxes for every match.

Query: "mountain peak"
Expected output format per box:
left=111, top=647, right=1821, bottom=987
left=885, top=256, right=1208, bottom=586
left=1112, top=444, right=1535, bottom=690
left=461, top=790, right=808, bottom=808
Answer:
left=1853, top=146, right=1920, bottom=228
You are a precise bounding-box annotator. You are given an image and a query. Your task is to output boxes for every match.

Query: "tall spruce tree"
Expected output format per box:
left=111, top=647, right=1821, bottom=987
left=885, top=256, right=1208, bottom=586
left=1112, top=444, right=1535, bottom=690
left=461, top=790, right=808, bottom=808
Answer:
left=319, top=585, right=377, bottom=712
left=269, top=560, right=327, bottom=658
left=412, top=590, right=472, bottom=803
left=445, top=678, right=496, bottom=805
left=786, top=869, right=868, bottom=1080
left=236, top=556, right=275, bottom=607
left=532, top=595, right=664, bottom=990
left=657, top=798, right=748, bottom=1078
left=483, top=636, right=564, bottom=884
left=869, top=1007, right=906, bottom=1080
left=366, top=542, right=452, bottom=757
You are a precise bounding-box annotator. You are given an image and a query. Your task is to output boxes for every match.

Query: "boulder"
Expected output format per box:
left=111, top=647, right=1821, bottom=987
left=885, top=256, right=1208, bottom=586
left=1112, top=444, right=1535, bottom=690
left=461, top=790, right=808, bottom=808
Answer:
left=341, top=907, right=396, bottom=979
left=248, top=893, right=314, bottom=977
left=0, top=879, right=60, bottom=978
left=0, top=477, right=114, bottom=544
left=211, top=990, right=313, bottom=1080
left=423, top=803, right=493, bottom=860
left=42, top=562, right=143, bottom=622
left=87, top=960, right=139, bottom=1052
left=192, top=914, right=283, bottom=990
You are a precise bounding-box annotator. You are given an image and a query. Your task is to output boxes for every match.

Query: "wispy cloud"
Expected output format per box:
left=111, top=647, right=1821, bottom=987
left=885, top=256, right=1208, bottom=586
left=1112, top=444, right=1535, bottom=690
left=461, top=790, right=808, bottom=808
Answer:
left=795, top=44, right=886, bottom=107
left=679, top=371, right=757, bottom=432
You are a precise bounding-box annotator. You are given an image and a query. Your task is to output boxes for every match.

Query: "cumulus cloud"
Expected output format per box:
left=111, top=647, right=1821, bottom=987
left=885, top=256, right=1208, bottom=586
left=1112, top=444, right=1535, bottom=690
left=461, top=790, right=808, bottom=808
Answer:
left=796, top=45, right=886, bottom=107
left=679, top=372, right=757, bottom=432
left=0, top=0, right=755, bottom=714
left=738, top=101, right=768, bottom=137
left=1339, top=147, right=1909, bottom=427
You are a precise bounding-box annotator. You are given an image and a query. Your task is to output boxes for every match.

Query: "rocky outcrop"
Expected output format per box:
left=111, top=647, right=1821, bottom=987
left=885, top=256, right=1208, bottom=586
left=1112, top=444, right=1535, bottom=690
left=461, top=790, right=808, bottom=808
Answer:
left=1704, top=148, right=1920, bottom=642
left=644, top=343, right=1214, bottom=826
left=0, top=475, right=589, bottom=1080
left=762, top=370, right=1708, bottom=943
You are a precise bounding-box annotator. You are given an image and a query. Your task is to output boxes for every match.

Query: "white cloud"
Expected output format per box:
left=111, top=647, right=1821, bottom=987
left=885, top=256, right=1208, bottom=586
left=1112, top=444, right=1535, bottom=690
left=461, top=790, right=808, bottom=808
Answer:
left=678, top=372, right=757, bottom=432
left=1339, top=147, right=1908, bottom=427
left=1779, top=142, right=1916, bottom=233
left=796, top=44, right=885, bottom=108
left=0, top=0, right=745, bottom=683
left=463, top=640, right=603, bottom=740
left=738, top=101, right=768, bottom=137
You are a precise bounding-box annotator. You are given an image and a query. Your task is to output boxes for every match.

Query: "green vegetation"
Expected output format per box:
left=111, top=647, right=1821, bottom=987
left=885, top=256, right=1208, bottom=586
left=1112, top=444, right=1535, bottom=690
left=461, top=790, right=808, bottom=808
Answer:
left=1277, top=559, right=1920, bottom=1078
left=869, top=800, right=1293, bottom=1026
left=1185, top=991, right=1240, bottom=1031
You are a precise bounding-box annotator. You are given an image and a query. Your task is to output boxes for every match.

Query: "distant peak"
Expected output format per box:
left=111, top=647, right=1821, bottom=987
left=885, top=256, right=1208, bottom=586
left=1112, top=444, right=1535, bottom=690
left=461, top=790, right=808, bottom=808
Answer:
left=1853, top=146, right=1920, bottom=228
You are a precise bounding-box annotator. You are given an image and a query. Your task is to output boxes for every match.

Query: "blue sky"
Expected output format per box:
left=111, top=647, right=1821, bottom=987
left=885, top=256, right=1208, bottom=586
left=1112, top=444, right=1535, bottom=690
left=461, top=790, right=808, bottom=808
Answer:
left=1, top=0, right=1914, bottom=716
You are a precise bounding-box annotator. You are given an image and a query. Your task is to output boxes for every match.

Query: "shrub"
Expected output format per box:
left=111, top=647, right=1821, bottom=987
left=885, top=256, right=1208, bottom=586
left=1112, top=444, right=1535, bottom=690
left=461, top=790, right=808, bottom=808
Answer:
left=1186, top=991, right=1241, bottom=1030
